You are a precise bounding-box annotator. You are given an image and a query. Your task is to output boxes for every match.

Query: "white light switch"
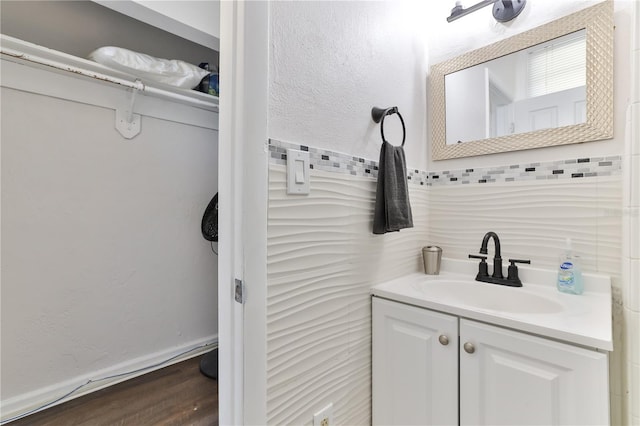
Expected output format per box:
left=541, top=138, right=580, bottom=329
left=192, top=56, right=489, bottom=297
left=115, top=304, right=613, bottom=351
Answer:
left=295, top=160, right=305, bottom=183
left=287, top=149, right=310, bottom=195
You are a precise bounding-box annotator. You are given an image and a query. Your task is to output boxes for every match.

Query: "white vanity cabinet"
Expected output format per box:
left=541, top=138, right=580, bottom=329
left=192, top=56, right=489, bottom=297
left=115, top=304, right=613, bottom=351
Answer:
left=459, top=317, right=609, bottom=425
left=372, top=297, right=458, bottom=425
left=372, top=297, right=610, bottom=426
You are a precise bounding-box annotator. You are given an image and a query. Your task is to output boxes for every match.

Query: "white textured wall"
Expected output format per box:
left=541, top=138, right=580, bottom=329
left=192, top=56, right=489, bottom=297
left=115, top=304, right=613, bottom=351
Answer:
left=1, top=76, right=218, bottom=416
left=269, top=0, right=429, bottom=170
left=262, top=1, right=636, bottom=425
left=266, top=5, right=430, bottom=418
left=267, top=166, right=429, bottom=425
left=622, top=1, right=640, bottom=423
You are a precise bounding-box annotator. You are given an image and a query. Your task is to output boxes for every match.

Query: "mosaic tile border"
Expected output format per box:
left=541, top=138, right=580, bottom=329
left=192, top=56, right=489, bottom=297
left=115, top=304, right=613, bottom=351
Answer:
left=269, top=139, right=380, bottom=179
left=268, top=139, right=622, bottom=187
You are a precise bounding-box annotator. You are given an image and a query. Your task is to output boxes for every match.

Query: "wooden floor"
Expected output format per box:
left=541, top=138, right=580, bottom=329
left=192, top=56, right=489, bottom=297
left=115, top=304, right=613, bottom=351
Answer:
left=8, top=355, right=218, bottom=426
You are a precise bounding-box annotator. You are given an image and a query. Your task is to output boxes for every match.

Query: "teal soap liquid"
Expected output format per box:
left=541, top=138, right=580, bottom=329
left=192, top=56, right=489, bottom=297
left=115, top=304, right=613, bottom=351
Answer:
left=557, top=257, right=584, bottom=295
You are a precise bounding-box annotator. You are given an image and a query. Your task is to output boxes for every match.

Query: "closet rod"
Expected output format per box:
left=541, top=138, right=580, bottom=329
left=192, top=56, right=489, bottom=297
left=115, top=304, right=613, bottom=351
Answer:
left=0, top=43, right=218, bottom=112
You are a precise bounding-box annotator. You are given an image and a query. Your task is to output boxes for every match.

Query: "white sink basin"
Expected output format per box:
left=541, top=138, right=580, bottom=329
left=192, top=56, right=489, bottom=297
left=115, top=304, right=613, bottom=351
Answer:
left=370, top=258, right=613, bottom=351
left=411, top=280, right=564, bottom=314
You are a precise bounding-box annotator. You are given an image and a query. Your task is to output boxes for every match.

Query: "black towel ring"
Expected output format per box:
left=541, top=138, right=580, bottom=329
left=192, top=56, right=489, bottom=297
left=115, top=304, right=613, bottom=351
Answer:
left=371, top=106, right=406, bottom=147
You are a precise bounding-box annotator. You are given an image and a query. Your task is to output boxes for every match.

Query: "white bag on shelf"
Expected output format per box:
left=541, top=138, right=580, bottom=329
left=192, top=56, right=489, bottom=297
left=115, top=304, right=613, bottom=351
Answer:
left=88, top=46, right=209, bottom=89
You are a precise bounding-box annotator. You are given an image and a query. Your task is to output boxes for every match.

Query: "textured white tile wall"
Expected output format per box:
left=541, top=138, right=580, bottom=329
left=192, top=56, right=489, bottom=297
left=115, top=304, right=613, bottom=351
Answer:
left=266, top=155, right=625, bottom=425
left=426, top=177, right=622, bottom=277
left=426, top=175, right=625, bottom=424
left=624, top=70, right=640, bottom=426
left=623, top=1, right=640, bottom=416
left=267, top=165, right=429, bottom=425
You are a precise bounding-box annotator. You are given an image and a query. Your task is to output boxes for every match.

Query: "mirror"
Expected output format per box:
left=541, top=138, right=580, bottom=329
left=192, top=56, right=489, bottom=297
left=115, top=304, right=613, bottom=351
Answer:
left=446, top=30, right=587, bottom=145
left=430, top=1, right=613, bottom=160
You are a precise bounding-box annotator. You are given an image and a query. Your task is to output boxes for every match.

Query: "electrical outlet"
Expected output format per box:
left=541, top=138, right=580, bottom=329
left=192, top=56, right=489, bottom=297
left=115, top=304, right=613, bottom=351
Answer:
left=313, top=403, right=333, bottom=426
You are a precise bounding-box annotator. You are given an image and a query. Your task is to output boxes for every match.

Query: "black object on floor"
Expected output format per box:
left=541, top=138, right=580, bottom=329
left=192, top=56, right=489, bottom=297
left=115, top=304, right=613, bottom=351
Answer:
left=199, top=348, right=218, bottom=379
left=200, top=193, right=218, bottom=380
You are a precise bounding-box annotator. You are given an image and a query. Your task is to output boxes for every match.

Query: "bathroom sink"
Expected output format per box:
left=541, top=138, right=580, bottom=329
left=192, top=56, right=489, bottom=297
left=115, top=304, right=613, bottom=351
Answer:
left=411, top=280, right=564, bottom=314
left=370, top=258, right=613, bottom=351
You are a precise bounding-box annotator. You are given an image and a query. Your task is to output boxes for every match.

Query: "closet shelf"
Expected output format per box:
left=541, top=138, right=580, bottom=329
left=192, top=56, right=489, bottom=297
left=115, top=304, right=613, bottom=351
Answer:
left=0, top=34, right=219, bottom=113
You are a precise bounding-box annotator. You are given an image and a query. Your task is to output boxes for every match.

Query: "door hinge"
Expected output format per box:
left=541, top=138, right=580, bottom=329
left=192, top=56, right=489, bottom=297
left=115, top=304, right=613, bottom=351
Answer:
left=234, top=278, right=245, bottom=304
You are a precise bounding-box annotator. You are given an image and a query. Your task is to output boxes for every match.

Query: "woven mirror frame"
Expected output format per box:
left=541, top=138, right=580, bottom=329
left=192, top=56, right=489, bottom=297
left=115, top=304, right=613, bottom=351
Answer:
left=430, top=1, right=614, bottom=160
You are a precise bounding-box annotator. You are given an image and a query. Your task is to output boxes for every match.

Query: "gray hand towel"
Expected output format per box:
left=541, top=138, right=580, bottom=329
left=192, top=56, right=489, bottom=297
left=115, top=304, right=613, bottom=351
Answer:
left=373, top=141, right=413, bottom=234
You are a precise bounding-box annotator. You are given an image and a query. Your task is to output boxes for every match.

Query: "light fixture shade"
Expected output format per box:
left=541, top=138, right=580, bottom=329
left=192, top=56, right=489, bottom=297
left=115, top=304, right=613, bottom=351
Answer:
left=447, top=0, right=526, bottom=23
left=493, top=0, right=526, bottom=23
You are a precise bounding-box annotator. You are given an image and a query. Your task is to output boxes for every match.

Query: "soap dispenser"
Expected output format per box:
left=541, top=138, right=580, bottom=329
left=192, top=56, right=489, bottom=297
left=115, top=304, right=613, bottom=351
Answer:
left=557, top=238, right=584, bottom=295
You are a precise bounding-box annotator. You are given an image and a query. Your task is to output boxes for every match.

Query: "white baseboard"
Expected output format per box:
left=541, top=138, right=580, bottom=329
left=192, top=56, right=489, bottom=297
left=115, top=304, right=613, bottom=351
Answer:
left=0, top=334, right=218, bottom=424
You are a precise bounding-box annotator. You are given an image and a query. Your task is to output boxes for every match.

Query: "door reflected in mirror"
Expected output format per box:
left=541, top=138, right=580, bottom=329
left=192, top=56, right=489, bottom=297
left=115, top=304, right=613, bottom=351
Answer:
left=445, top=29, right=587, bottom=145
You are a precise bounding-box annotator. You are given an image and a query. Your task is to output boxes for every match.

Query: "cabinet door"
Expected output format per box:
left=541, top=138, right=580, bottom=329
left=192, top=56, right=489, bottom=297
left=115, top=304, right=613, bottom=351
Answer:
left=372, top=297, right=458, bottom=426
left=460, top=319, right=609, bottom=426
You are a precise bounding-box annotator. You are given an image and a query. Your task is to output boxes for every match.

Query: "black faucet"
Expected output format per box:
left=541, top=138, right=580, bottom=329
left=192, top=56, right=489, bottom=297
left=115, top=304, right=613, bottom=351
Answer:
left=469, top=231, right=530, bottom=287
left=481, top=231, right=503, bottom=278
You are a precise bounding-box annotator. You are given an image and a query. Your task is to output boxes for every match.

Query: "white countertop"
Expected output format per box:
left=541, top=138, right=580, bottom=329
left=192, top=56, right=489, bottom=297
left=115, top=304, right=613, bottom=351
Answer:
left=371, top=258, right=613, bottom=351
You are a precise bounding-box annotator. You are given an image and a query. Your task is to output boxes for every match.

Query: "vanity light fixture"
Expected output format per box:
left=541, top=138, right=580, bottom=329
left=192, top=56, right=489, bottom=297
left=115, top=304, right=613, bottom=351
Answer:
left=447, top=0, right=526, bottom=23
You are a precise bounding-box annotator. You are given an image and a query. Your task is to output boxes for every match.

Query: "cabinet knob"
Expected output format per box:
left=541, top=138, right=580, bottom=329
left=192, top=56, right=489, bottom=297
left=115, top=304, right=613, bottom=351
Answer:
left=463, top=342, right=475, bottom=354
left=438, top=335, right=449, bottom=346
